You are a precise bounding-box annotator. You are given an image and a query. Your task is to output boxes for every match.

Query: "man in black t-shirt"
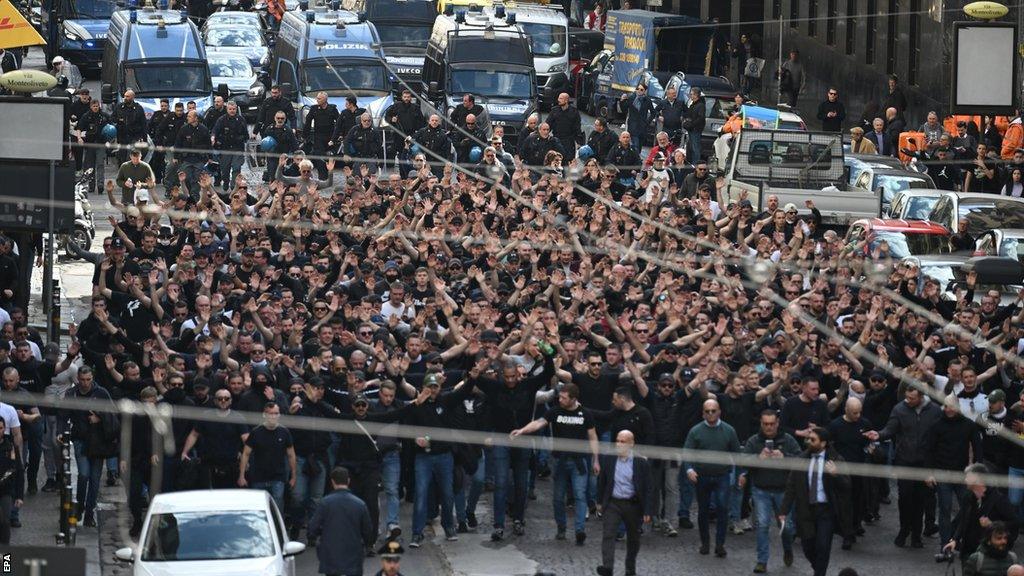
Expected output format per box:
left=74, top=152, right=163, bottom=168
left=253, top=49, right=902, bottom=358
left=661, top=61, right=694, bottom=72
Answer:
left=180, top=390, right=249, bottom=488
left=512, top=383, right=599, bottom=544
left=239, top=403, right=297, bottom=512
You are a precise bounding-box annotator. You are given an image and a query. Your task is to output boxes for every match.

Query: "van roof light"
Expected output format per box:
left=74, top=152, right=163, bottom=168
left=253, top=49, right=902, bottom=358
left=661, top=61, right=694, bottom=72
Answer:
left=306, top=9, right=315, bottom=21
left=454, top=9, right=465, bottom=22
left=505, top=11, right=515, bottom=23
left=298, top=0, right=308, bottom=8
left=129, top=9, right=137, bottom=21
left=494, top=4, right=505, bottom=17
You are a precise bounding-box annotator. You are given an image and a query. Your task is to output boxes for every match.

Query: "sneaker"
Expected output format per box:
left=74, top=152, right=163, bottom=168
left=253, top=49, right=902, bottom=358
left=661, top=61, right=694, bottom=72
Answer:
left=445, top=528, right=459, bottom=541
left=910, top=538, right=924, bottom=549
left=83, top=511, right=96, bottom=527
left=615, top=531, right=625, bottom=542
left=596, top=567, right=612, bottom=576
left=40, top=479, right=57, bottom=493
left=740, top=518, right=753, bottom=531
left=783, top=549, right=794, bottom=566
left=715, top=546, right=727, bottom=558
left=679, top=517, right=694, bottom=530
left=556, top=528, right=567, bottom=540
left=467, top=513, right=478, bottom=529
left=388, top=525, right=402, bottom=540
left=513, top=520, right=525, bottom=536
left=894, top=532, right=908, bottom=548
left=457, top=521, right=469, bottom=534
left=491, top=528, right=504, bottom=542
left=753, top=563, right=767, bottom=574
left=575, top=531, right=587, bottom=546
left=730, top=522, right=745, bottom=535
left=409, top=534, right=424, bottom=548
left=26, top=483, right=37, bottom=496
left=699, top=544, right=710, bottom=555
left=663, top=523, right=678, bottom=538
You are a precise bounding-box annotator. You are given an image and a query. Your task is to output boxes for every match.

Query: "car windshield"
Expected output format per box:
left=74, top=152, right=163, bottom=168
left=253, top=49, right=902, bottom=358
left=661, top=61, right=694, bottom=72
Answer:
left=206, top=27, right=264, bottom=47
left=921, top=264, right=957, bottom=290
left=302, top=63, right=388, bottom=95
left=873, top=174, right=932, bottom=194
left=208, top=14, right=259, bottom=27
left=73, top=0, right=116, bottom=19
left=520, top=22, right=566, bottom=57
left=375, top=24, right=432, bottom=50
left=209, top=56, right=252, bottom=78
left=904, top=196, right=940, bottom=220
left=125, top=64, right=209, bottom=94
left=869, top=231, right=913, bottom=259
left=958, top=200, right=1024, bottom=236
left=141, top=511, right=276, bottom=561
left=451, top=69, right=532, bottom=99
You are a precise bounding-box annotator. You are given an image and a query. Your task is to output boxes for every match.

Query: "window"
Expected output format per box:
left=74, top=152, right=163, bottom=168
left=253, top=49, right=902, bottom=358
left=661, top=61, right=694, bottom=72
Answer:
left=865, top=0, right=876, bottom=64
left=808, top=0, right=818, bottom=36
left=826, top=0, right=837, bottom=45
left=747, top=141, right=834, bottom=168
left=846, top=0, right=857, bottom=55
left=773, top=0, right=782, bottom=19
left=886, top=0, right=898, bottom=75
left=141, top=512, right=276, bottom=561
left=790, top=0, right=799, bottom=28
left=908, top=0, right=920, bottom=85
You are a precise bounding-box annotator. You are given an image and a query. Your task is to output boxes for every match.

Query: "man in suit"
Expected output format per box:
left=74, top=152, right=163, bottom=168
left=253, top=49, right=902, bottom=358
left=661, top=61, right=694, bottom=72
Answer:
left=596, top=430, right=655, bottom=576
left=308, top=467, right=375, bottom=576
left=780, top=427, right=851, bottom=576
left=866, top=118, right=892, bottom=156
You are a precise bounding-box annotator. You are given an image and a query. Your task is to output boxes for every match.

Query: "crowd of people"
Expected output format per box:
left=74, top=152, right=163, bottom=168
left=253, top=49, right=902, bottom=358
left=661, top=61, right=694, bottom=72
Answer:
left=2, top=40, right=1024, bottom=576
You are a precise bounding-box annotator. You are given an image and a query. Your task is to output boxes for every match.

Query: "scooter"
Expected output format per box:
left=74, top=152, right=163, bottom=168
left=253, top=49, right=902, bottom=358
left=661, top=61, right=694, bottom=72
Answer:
left=59, top=169, right=96, bottom=258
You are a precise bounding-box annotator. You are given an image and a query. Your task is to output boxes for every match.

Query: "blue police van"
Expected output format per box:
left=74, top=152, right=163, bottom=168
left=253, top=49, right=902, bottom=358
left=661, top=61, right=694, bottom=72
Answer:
left=100, top=2, right=215, bottom=117
left=41, top=0, right=118, bottom=71
left=273, top=3, right=394, bottom=129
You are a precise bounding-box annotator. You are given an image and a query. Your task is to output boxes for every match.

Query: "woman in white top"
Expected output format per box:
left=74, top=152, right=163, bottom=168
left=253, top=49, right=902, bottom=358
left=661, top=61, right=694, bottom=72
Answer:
left=1003, top=167, right=1024, bottom=198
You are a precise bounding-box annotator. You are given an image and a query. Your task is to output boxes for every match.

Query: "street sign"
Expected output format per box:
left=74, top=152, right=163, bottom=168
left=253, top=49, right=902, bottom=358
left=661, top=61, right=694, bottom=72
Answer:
left=1, top=546, right=86, bottom=576
left=0, top=0, right=46, bottom=49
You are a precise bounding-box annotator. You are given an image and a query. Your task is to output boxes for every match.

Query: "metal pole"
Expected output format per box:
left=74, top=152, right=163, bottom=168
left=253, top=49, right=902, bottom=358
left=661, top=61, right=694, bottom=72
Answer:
left=777, top=12, right=784, bottom=106
left=44, top=161, right=57, bottom=343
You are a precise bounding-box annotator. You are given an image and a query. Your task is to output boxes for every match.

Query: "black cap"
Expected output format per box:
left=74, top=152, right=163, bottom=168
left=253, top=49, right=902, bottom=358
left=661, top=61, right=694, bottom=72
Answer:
left=424, top=351, right=442, bottom=363
left=869, top=369, right=887, bottom=381
left=481, top=330, right=501, bottom=343
left=352, top=393, right=369, bottom=406
left=110, top=237, right=126, bottom=250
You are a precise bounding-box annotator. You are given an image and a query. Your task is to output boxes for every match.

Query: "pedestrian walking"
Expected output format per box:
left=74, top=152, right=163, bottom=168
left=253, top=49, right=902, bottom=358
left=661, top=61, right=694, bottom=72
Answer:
left=308, top=466, right=375, bottom=576
left=0, top=415, right=22, bottom=545
left=595, top=430, right=655, bottom=576
left=238, top=402, right=298, bottom=514
left=685, top=398, right=741, bottom=557
left=816, top=88, right=846, bottom=132
left=780, top=427, right=852, bottom=576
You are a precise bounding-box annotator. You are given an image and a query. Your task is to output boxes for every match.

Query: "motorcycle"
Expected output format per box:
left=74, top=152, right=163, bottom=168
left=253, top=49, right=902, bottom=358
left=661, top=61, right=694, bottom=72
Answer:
left=59, top=169, right=96, bottom=258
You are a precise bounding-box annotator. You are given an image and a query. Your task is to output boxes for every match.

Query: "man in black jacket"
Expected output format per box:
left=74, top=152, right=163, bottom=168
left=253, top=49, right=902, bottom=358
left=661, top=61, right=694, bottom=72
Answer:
left=780, top=428, right=851, bottom=576
left=384, top=89, right=425, bottom=146
left=450, top=93, right=483, bottom=129
left=452, top=113, right=488, bottom=165
left=926, top=396, right=984, bottom=553
left=303, top=91, right=338, bottom=171
left=288, top=378, right=338, bottom=541
left=943, top=463, right=1019, bottom=562
left=682, top=87, right=706, bottom=162
left=59, top=366, right=114, bottom=528
left=345, top=113, right=383, bottom=172
left=146, top=99, right=171, bottom=183
left=520, top=123, right=565, bottom=169
left=77, top=99, right=109, bottom=194
left=546, top=92, right=583, bottom=156
left=595, top=430, right=655, bottom=576
left=256, top=84, right=296, bottom=135
left=587, top=118, right=617, bottom=165
left=157, top=103, right=187, bottom=188
left=173, top=111, right=211, bottom=193
left=411, top=114, right=451, bottom=175
left=112, top=90, right=147, bottom=164
left=816, top=87, right=846, bottom=133
left=655, top=86, right=687, bottom=145
left=471, top=348, right=555, bottom=541
left=212, top=102, right=249, bottom=190
left=329, top=96, right=365, bottom=154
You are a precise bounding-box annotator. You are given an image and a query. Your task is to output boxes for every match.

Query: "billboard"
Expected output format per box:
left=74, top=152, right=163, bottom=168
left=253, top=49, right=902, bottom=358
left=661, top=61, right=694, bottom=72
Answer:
left=952, top=21, right=1018, bottom=115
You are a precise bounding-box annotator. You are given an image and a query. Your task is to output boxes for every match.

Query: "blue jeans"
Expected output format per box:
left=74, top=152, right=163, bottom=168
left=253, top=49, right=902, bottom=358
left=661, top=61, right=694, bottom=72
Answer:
left=73, top=443, right=102, bottom=514
left=752, top=487, right=794, bottom=564
left=1010, top=467, right=1024, bottom=518
left=292, top=455, right=326, bottom=529
left=219, top=149, right=245, bottom=189
left=677, top=467, right=695, bottom=520
left=696, top=473, right=730, bottom=547
left=687, top=128, right=702, bottom=162
left=552, top=455, right=588, bottom=533
left=936, top=482, right=966, bottom=546
left=729, top=467, right=743, bottom=523
left=413, top=452, right=454, bottom=536
left=491, top=444, right=530, bottom=528
left=454, top=453, right=485, bottom=524
left=252, top=480, right=286, bottom=513
left=630, top=132, right=643, bottom=153
left=381, top=451, right=401, bottom=529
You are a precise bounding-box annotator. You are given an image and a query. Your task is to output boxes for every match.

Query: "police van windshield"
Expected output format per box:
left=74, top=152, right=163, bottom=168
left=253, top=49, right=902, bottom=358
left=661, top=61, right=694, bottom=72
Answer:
left=125, top=63, right=210, bottom=94
left=451, top=69, right=532, bottom=100
left=519, top=22, right=565, bottom=57
left=302, top=63, right=388, bottom=95
left=73, top=0, right=117, bottom=19
left=375, top=24, right=432, bottom=50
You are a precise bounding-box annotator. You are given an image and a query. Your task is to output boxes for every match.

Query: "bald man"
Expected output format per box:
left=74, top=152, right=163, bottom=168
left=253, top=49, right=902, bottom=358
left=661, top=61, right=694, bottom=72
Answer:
left=112, top=88, right=147, bottom=164
left=1008, top=564, right=1024, bottom=576
left=596, top=430, right=655, bottom=576
left=826, top=396, right=874, bottom=549
left=685, top=398, right=741, bottom=557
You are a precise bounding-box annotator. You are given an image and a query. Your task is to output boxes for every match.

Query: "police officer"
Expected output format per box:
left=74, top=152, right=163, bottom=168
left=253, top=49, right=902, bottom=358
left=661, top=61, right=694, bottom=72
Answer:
left=263, top=112, right=298, bottom=183
left=520, top=122, right=565, bottom=168
left=303, top=91, right=338, bottom=171
left=157, top=103, right=187, bottom=189
left=212, top=101, right=249, bottom=191
left=411, top=114, right=452, bottom=176
left=111, top=89, right=147, bottom=164
left=76, top=99, right=109, bottom=195
left=204, top=96, right=228, bottom=187
left=376, top=541, right=405, bottom=576
left=545, top=92, right=583, bottom=156
left=70, top=88, right=92, bottom=170
left=345, top=113, right=383, bottom=173
left=452, top=113, right=488, bottom=165
left=384, top=89, right=425, bottom=152
left=173, top=110, right=211, bottom=192
left=148, top=99, right=172, bottom=184
left=329, top=96, right=365, bottom=155
left=256, top=85, right=296, bottom=136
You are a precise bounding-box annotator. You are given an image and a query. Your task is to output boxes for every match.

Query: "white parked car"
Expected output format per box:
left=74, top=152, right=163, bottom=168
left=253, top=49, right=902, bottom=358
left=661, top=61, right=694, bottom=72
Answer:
left=115, top=490, right=305, bottom=576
